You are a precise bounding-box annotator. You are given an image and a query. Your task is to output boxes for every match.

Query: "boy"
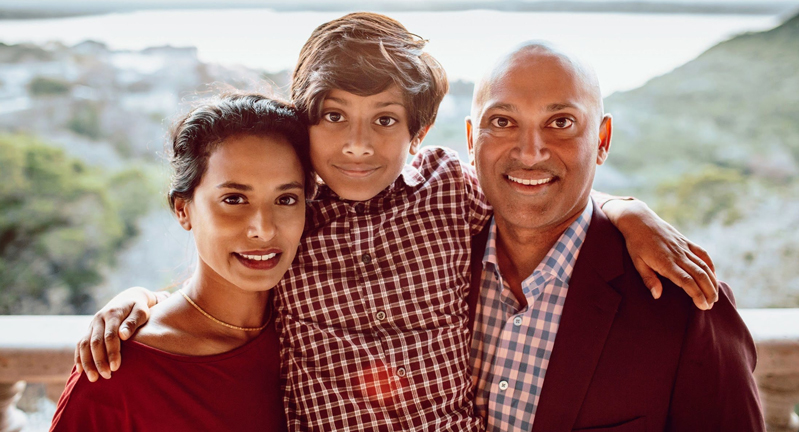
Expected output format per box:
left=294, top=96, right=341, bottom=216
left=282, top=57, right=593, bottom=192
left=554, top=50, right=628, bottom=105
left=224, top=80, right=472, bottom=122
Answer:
left=77, top=12, right=718, bottom=431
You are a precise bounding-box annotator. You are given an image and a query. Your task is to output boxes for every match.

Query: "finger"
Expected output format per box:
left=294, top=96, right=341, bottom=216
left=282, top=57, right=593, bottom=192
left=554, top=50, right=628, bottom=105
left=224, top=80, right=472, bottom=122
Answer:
left=684, top=249, right=719, bottom=304
left=74, top=345, right=83, bottom=375
left=688, top=241, right=716, bottom=274
left=119, top=305, right=149, bottom=340
left=78, top=335, right=99, bottom=382
left=89, top=321, right=112, bottom=379
left=632, top=257, right=663, bottom=300
left=650, top=256, right=710, bottom=310
left=105, top=326, right=122, bottom=372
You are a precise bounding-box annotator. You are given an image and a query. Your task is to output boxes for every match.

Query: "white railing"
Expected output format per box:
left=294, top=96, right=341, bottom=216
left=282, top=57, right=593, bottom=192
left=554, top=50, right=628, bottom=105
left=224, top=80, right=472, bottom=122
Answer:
left=1, top=310, right=798, bottom=432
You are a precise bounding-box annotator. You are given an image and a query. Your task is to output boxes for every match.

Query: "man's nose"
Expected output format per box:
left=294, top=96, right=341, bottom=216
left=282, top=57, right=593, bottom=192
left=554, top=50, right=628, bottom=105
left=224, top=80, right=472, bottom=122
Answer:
left=515, top=127, right=549, bottom=165
left=248, top=207, right=277, bottom=241
left=342, top=122, right=374, bottom=157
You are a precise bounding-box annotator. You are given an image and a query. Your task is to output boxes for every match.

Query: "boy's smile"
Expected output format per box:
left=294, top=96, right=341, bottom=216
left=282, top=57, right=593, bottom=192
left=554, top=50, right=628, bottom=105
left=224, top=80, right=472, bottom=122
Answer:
left=309, top=86, right=429, bottom=201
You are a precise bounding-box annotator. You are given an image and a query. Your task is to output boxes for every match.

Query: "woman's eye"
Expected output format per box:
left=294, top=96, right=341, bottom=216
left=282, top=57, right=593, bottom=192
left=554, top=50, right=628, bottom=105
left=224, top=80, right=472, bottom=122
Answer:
left=490, top=117, right=512, bottom=128
left=222, top=195, right=246, bottom=205
left=374, top=116, right=397, bottom=127
left=548, top=118, right=574, bottom=129
left=323, top=112, right=344, bottom=123
left=277, top=195, right=298, bottom=206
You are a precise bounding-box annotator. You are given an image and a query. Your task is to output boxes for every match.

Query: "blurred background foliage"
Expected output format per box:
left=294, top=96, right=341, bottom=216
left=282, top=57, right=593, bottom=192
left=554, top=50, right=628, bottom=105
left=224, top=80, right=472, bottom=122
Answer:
left=0, top=134, right=154, bottom=314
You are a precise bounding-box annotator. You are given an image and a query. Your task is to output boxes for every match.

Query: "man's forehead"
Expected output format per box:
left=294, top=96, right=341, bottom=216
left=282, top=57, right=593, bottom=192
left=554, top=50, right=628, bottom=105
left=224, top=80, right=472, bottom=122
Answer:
left=473, top=43, right=602, bottom=118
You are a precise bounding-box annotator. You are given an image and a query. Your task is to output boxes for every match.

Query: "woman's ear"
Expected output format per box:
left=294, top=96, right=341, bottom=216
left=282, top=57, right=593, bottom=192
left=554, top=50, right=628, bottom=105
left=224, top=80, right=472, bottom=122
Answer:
left=174, top=197, right=192, bottom=231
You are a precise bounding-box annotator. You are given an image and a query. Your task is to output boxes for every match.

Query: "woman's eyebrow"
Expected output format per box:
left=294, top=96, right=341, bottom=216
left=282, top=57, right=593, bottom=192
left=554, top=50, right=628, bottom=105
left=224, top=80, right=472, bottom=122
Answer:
left=216, top=181, right=251, bottom=191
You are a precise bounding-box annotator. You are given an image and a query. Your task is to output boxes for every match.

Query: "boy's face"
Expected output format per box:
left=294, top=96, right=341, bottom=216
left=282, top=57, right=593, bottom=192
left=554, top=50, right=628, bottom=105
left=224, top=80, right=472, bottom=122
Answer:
left=309, top=86, right=428, bottom=201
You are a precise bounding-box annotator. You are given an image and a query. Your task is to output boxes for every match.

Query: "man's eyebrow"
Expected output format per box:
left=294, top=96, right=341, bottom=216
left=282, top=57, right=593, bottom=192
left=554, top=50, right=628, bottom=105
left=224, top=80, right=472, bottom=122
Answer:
left=547, top=102, right=578, bottom=112
left=216, top=181, right=251, bottom=191
left=483, top=102, right=517, bottom=113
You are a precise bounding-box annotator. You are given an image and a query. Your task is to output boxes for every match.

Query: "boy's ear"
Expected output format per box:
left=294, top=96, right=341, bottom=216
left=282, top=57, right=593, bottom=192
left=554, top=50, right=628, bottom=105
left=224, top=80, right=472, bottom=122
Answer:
left=596, top=114, right=612, bottom=165
left=409, top=124, right=433, bottom=155
left=466, top=117, right=475, bottom=166
left=174, top=197, right=192, bottom=231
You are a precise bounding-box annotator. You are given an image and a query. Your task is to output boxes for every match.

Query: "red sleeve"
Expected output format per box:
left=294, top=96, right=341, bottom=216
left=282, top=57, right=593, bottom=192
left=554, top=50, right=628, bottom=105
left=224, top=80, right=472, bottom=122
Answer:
left=50, top=367, right=132, bottom=432
left=665, top=283, right=765, bottom=431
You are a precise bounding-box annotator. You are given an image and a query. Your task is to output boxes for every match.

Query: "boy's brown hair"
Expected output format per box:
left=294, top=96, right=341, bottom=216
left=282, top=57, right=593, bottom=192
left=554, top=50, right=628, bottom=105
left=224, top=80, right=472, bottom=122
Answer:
left=291, top=12, right=448, bottom=138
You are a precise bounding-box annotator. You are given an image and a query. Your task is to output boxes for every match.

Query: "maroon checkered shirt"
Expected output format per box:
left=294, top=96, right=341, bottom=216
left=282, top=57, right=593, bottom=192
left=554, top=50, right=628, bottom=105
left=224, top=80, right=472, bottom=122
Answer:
left=274, top=147, right=491, bottom=431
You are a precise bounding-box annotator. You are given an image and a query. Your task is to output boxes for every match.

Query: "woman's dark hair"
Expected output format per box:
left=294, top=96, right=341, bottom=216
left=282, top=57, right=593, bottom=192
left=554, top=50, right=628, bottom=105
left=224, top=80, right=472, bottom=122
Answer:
left=291, top=12, right=448, bottom=138
left=167, top=92, right=313, bottom=212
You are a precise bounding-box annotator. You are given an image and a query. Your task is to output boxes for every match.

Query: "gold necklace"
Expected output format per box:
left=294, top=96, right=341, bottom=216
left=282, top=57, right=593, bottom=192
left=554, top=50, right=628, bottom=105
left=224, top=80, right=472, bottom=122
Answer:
left=179, top=289, right=271, bottom=332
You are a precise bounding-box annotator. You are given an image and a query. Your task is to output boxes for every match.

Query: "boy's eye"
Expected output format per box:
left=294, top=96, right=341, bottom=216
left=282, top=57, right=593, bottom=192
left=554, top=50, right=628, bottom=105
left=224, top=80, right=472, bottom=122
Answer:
left=547, top=118, right=574, bottom=129
left=223, top=195, right=246, bottom=205
left=323, top=112, right=344, bottom=123
left=490, top=117, right=513, bottom=128
left=277, top=195, right=298, bottom=206
left=374, top=116, right=397, bottom=127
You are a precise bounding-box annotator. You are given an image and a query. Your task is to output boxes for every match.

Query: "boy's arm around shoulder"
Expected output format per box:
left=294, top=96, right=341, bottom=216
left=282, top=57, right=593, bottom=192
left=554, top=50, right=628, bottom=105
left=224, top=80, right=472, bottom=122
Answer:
left=666, top=282, right=766, bottom=431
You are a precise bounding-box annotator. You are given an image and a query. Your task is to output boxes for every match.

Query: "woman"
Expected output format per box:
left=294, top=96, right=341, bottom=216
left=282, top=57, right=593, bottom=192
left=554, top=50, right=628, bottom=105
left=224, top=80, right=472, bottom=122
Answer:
left=50, top=93, right=313, bottom=432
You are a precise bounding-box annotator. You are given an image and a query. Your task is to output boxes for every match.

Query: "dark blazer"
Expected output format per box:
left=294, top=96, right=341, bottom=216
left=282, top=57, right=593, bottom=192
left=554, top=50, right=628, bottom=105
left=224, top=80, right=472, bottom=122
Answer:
left=469, top=201, right=765, bottom=432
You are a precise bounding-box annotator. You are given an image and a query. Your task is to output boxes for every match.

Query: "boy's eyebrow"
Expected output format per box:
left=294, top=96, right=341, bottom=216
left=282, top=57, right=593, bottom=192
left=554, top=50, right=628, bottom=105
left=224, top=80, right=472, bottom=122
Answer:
left=324, top=97, right=403, bottom=109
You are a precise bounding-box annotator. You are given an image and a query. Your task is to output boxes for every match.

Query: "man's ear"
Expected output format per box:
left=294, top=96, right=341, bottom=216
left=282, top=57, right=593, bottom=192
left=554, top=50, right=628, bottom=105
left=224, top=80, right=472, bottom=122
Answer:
left=409, top=124, right=433, bottom=155
left=174, top=197, right=192, bottom=231
left=596, top=114, right=612, bottom=165
left=466, top=116, right=475, bottom=166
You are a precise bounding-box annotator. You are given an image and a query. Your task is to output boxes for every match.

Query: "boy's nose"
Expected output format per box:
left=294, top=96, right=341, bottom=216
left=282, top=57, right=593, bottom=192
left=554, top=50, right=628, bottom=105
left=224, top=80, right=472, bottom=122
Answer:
left=343, top=123, right=374, bottom=157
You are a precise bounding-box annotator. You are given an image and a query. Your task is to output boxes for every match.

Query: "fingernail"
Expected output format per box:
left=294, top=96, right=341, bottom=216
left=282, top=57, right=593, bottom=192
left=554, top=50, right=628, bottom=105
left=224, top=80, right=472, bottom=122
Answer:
left=120, top=328, right=130, bottom=339
left=87, top=371, right=98, bottom=382
left=649, top=288, right=659, bottom=299
left=110, top=360, right=119, bottom=371
left=100, top=370, right=111, bottom=379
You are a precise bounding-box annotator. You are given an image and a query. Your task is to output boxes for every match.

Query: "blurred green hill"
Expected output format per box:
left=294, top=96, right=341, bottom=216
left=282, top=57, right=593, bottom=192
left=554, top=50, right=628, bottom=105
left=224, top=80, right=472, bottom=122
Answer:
left=607, top=11, right=799, bottom=188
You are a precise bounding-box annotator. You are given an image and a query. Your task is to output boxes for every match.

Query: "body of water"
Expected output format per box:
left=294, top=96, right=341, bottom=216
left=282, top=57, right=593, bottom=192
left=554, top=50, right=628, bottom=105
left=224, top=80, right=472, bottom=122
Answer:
left=0, top=9, right=781, bottom=95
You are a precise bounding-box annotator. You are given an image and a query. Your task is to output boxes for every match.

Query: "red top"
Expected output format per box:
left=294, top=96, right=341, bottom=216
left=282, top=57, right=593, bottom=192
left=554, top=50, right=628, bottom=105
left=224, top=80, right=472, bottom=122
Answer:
left=50, top=321, right=286, bottom=432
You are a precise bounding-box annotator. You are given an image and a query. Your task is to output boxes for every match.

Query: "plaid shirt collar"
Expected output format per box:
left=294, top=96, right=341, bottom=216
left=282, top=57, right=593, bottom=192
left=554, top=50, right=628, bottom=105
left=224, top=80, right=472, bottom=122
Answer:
left=483, top=199, right=593, bottom=300
left=312, top=163, right=426, bottom=201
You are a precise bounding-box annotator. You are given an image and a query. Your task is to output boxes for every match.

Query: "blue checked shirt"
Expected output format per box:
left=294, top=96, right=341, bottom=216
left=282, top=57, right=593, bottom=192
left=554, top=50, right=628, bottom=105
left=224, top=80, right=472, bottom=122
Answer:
left=470, top=200, right=593, bottom=432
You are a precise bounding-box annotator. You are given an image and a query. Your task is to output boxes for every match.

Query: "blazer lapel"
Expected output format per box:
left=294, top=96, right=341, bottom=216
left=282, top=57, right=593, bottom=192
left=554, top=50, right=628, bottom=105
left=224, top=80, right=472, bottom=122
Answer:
left=531, top=201, right=625, bottom=432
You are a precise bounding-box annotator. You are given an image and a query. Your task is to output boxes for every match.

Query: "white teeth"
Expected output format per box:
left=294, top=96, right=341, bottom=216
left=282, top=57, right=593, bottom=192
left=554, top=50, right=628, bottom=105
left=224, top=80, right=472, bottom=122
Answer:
left=239, top=253, right=277, bottom=261
left=507, top=175, right=553, bottom=186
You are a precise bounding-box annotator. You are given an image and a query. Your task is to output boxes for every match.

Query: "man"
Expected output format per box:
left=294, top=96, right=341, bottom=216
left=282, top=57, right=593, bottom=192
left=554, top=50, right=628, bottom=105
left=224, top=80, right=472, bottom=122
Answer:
left=466, top=42, right=765, bottom=432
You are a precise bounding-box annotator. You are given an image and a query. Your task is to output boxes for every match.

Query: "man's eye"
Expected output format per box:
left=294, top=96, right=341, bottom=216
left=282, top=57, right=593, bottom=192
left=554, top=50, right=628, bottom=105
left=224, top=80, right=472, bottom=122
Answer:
left=223, top=195, right=246, bottom=205
left=374, top=116, right=397, bottom=127
left=277, top=195, right=298, bottom=206
left=323, top=112, right=344, bottom=123
left=490, top=117, right=512, bottom=128
left=548, top=118, right=574, bottom=129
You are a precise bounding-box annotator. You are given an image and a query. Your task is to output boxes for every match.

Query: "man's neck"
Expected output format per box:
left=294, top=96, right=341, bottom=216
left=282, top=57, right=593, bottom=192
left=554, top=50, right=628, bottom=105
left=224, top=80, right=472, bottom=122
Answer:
left=493, top=207, right=585, bottom=306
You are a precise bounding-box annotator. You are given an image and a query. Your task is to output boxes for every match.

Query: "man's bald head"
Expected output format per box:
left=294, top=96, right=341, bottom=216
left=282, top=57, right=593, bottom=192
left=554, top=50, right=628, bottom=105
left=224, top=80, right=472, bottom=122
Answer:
left=471, top=42, right=604, bottom=123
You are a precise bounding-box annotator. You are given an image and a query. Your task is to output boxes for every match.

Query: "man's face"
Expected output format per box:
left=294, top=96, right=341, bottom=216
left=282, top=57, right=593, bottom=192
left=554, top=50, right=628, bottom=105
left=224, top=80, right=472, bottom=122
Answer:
left=468, top=51, right=611, bottom=234
left=308, top=86, right=428, bottom=202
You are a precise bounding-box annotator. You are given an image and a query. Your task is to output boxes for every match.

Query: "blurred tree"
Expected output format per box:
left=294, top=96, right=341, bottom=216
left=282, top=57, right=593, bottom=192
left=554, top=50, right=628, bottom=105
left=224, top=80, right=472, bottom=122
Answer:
left=28, top=76, right=72, bottom=96
left=0, top=134, right=153, bottom=314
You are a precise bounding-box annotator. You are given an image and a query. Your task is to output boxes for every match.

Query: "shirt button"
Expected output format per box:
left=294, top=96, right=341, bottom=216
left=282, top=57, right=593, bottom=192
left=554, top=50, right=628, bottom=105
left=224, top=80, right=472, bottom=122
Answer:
left=396, top=367, right=407, bottom=377
left=513, top=316, right=523, bottom=326
left=376, top=311, right=386, bottom=321
left=354, top=203, right=365, bottom=215
left=361, top=253, right=372, bottom=264
left=498, top=380, right=509, bottom=391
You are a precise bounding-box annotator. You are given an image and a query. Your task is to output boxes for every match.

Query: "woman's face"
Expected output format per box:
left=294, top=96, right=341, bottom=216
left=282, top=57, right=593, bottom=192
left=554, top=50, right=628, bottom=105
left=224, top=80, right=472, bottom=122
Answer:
left=175, top=134, right=306, bottom=292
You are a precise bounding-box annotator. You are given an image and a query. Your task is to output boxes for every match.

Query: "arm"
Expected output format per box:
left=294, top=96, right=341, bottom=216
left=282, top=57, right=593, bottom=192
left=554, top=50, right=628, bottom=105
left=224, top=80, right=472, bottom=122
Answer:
left=74, top=287, right=166, bottom=382
left=597, top=194, right=718, bottom=310
left=665, top=283, right=765, bottom=431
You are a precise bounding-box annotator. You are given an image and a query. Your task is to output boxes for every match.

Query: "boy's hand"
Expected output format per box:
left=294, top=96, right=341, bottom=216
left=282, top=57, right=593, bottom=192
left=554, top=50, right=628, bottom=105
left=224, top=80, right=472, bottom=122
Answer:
left=75, top=287, right=165, bottom=382
left=602, top=199, right=718, bottom=310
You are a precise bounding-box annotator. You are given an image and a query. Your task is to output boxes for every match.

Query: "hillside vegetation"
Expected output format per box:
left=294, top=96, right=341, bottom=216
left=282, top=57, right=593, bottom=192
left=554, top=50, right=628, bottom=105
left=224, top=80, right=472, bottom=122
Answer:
left=604, top=12, right=799, bottom=306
